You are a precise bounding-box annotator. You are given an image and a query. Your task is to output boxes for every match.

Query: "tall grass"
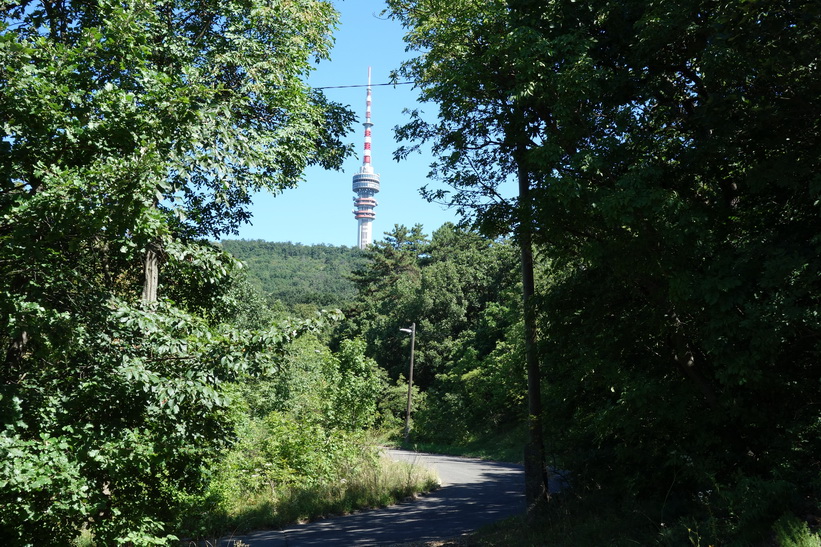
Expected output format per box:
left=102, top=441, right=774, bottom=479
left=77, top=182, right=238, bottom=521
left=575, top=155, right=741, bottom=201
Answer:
left=184, top=451, right=439, bottom=543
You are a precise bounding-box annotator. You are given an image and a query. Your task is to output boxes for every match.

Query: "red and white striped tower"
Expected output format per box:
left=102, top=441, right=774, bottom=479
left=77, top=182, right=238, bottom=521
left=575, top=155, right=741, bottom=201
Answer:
left=352, top=67, right=380, bottom=249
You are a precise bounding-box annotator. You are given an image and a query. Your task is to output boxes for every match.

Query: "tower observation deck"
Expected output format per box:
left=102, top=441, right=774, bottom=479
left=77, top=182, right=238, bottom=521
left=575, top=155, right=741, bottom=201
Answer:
left=352, top=67, right=380, bottom=249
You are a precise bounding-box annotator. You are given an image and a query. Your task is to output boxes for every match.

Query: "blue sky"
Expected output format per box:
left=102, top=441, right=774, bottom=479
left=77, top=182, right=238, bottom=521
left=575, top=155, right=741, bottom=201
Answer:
left=232, top=0, right=459, bottom=247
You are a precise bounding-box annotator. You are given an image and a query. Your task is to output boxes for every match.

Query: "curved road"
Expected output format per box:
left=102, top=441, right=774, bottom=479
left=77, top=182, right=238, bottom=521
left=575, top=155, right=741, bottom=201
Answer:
left=214, top=450, right=527, bottom=546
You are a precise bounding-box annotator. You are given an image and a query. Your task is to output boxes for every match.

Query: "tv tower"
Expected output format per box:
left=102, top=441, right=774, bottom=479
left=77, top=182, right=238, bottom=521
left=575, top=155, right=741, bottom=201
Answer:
left=352, top=67, right=380, bottom=249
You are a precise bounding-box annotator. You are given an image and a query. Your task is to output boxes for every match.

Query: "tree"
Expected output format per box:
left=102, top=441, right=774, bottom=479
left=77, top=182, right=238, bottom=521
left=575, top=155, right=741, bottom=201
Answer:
left=0, top=0, right=353, bottom=542
left=391, top=0, right=821, bottom=540
left=413, top=223, right=519, bottom=388
left=502, top=0, right=820, bottom=516
left=340, top=223, right=524, bottom=441
left=349, top=224, right=429, bottom=299
left=386, top=0, right=551, bottom=507
left=338, top=224, right=428, bottom=378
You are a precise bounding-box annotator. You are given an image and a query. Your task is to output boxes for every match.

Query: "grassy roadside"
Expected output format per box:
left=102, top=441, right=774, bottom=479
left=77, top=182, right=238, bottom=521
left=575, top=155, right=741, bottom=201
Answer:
left=74, top=447, right=440, bottom=546
left=184, top=452, right=440, bottom=544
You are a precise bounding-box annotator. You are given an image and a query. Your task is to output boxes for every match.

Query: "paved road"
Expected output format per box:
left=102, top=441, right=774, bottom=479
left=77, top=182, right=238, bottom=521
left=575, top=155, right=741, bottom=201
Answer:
left=213, top=450, right=526, bottom=546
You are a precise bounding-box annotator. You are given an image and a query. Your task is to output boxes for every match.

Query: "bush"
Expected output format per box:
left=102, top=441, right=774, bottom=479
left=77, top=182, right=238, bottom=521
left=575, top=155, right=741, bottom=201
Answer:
left=774, top=513, right=821, bottom=547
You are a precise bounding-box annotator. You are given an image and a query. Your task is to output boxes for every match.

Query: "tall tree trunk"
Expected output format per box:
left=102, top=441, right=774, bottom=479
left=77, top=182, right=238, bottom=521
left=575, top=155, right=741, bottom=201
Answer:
left=4, top=331, right=29, bottom=372
left=141, top=243, right=159, bottom=303
left=517, top=152, right=548, bottom=510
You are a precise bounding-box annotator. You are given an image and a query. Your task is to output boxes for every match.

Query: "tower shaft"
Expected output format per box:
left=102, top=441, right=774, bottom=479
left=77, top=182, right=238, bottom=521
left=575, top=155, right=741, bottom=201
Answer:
left=352, top=67, right=380, bottom=249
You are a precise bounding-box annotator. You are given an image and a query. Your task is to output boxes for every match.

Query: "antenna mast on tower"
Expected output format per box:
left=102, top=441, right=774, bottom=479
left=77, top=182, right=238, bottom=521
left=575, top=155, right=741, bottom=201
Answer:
left=351, top=67, right=380, bottom=249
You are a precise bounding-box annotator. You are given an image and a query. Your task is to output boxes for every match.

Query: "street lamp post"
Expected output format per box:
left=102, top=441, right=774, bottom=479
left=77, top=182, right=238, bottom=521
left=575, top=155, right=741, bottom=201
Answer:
left=399, top=322, right=416, bottom=444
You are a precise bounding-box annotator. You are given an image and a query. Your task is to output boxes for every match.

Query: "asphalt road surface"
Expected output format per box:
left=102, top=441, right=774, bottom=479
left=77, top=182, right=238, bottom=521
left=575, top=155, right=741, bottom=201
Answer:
left=212, top=449, right=526, bottom=546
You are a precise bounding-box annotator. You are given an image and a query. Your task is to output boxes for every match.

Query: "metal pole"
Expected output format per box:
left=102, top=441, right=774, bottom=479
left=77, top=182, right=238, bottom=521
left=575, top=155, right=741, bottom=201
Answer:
left=403, top=322, right=416, bottom=443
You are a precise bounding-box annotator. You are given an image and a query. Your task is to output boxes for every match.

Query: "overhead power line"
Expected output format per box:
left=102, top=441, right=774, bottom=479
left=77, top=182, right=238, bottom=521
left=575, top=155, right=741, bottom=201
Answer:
left=314, top=81, right=415, bottom=90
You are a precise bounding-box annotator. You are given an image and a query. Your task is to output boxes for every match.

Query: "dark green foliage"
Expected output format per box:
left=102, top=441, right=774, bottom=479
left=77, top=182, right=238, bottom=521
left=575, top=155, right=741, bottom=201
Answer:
left=340, top=223, right=527, bottom=442
left=339, top=224, right=428, bottom=381
left=387, top=0, right=821, bottom=542
left=511, top=0, right=821, bottom=539
left=220, top=239, right=365, bottom=314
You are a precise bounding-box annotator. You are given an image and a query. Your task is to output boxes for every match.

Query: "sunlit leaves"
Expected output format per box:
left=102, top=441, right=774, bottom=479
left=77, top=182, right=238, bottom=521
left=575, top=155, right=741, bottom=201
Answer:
left=0, top=0, right=354, bottom=542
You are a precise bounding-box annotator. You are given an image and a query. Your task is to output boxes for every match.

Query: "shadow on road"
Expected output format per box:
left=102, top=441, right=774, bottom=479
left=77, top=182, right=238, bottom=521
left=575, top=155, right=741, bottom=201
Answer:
left=214, top=451, right=526, bottom=546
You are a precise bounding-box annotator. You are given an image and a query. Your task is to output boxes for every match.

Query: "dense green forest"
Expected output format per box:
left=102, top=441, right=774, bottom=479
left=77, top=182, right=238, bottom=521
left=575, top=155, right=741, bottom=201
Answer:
left=2, top=0, right=820, bottom=545
left=337, top=224, right=526, bottom=438
left=218, top=240, right=364, bottom=314
left=0, top=1, right=432, bottom=544
left=381, top=0, right=821, bottom=544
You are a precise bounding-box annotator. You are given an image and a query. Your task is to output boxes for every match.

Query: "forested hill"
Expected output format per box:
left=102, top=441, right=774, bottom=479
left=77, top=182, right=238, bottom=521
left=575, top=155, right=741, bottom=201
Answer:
left=219, top=240, right=365, bottom=312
